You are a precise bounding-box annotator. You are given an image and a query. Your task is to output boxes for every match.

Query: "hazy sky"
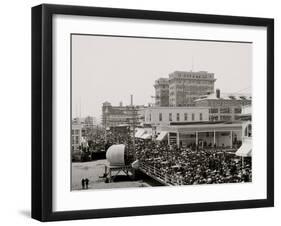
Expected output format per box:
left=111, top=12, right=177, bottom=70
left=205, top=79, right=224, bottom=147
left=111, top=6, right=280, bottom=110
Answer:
left=72, top=34, right=252, bottom=122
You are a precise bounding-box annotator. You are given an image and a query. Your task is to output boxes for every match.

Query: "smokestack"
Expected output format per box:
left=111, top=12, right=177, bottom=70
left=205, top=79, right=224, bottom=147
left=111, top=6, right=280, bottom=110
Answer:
left=119, top=101, right=123, bottom=107
left=130, top=94, right=133, bottom=106
left=216, top=89, right=220, bottom=99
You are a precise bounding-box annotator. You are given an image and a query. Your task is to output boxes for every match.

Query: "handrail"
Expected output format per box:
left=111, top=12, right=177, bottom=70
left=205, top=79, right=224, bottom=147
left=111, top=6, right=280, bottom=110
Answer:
left=139, top=162, right=181, bottom=186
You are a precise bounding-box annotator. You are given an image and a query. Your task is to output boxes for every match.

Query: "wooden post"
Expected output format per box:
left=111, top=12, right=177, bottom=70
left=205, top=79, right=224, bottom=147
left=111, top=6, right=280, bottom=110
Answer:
left=195, top=131, right=198, bottom=147
left=230, top=130, right=233, bottom=148
left=213, top=130, right=216, bottom=147
left=176, top=132, right=180, bottom=147
left=168, top=132, right=170, bottom=146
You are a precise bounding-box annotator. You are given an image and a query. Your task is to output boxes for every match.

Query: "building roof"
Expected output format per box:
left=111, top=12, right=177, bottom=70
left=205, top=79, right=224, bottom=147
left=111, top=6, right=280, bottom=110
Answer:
left=194, top=92, right=252, bottom=102
left=146, top=106, right=208, bottom=110
left=159, top=122, right=242, bottom=133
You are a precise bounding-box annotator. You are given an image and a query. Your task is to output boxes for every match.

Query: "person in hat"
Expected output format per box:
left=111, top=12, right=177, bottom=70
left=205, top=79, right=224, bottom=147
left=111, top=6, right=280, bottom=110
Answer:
left=85, top=178, right=89, bottom=189
left=81, top=178, right=85, bottom=189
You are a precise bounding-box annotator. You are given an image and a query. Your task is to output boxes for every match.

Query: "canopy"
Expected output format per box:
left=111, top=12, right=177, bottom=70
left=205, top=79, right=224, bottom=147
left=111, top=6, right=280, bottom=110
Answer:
left=135, top=129, right=146, bottom=138
left=156, top=131, right=168, bottom=141
left=235, top=140, right=252, bottom=157
left=141, top=133, right=152, bottom=140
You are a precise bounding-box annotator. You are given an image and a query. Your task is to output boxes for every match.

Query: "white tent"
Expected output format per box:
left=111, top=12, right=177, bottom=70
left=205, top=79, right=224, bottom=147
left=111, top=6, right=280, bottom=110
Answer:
left=235, top=139, right=252, bottom=157
left=140, top=133, right=152, bottom=140
left=135, top=129, right=146, bottom=138
left=156, top=131, right=168, bottom=141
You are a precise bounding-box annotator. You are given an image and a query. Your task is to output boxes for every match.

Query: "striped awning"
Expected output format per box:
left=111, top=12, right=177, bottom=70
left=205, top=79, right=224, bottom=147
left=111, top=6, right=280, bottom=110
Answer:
left=235, top=139, right=252, bottom=157
left=156, top=131, right=168, bottom=141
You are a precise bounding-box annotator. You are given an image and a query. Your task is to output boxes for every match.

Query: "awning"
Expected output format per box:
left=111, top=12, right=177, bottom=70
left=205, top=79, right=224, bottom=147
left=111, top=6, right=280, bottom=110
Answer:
left=156, top=131, right=168, bottom=141
left=235, top=140, right=252, bottom=157
left=140, top=133, right=152, bottom=140
left=135, top=129, right=145, bottom=138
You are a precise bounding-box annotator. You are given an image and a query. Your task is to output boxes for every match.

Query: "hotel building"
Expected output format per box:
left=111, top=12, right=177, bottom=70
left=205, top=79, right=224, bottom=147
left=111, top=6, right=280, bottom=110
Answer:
left=168, top=71, right=216, bottom=107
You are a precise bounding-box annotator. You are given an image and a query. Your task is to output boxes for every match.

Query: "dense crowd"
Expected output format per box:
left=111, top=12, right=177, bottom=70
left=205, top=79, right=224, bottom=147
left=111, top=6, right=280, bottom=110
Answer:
left=135, top=140, right=252, bottom=185
left=75, top=128, right=252, bottom=185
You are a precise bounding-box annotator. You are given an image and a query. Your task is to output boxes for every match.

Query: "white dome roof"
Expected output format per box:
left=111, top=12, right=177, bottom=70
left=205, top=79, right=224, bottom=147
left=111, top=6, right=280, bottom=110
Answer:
left=106, top=144, right=126, bottom=166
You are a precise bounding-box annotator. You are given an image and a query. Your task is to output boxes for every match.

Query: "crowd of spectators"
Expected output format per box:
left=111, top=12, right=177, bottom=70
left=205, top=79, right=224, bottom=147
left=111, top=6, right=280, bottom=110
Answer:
left=74, top=127, right=252, bottom=186
left=135, top=140, right=252, bottom=185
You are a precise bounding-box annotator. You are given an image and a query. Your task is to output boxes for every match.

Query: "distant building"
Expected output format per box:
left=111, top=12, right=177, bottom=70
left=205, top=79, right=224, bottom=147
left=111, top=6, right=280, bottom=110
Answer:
left=72, top=123, right=82, bottom=151
left=102, top=102, right=146, bottom=128
left=195, top=89, right=251, bottom=122
left=144, top=106, right=209, bottom=126
left=154, top=78, right=169, bottom=106
left=168, top=71, right=215, bottom=107
left=72, top=116, right=96, bottom=138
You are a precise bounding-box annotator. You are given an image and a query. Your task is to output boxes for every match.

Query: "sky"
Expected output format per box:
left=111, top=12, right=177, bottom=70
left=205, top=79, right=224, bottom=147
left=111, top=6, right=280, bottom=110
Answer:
left=71, top=34, right=252, bottom=122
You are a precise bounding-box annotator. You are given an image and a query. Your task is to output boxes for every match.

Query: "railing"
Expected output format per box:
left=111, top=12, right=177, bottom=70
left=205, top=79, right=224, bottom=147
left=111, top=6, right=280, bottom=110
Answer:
left=139, top=162, right=183, bottom=186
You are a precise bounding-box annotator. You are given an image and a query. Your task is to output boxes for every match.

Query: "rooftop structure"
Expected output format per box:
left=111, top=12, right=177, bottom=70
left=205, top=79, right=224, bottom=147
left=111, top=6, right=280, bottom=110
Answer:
left=195, top=89, right=251, bottom=122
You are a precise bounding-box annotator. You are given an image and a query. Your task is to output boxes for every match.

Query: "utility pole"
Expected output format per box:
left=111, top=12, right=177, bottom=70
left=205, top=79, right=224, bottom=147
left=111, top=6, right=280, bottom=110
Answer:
left=104, top=106, right=108, bottom=145
left=127, top=94, right=137, bottom=160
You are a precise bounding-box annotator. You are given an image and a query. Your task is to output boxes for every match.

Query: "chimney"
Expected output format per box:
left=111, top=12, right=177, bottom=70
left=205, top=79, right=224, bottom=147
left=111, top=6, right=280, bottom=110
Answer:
left=216, top=89, right=220, bottom=98
left=130, top=94, right=133, bottom=106
left=119, top=101, right=123, bottom=107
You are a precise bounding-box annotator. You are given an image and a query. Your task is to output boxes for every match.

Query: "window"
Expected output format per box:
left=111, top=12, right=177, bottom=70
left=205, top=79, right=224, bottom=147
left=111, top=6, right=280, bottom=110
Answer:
left=184, top=113, right=188, bottom=121
left=169, top=113, right=172, bottom=121
left=159, top=113, right=162, bottom=121
left=248, top=124, right=252, bottom=137
left=209, top=115, right=219, bottom=121
left=176, top=113, right=180, bottom=121
left=209, top=108, right=218, bottom=114
left=220, top=108, right=230, bottom=113
left=192, top=113, right=195, bottom=121
left=200, top=113, right=203, bottom=121
left=220, top=115, right=232, bottom=121
left=149, top=113, right=151, bottom=121
left=234, top=115, right=241, bottom=120
left=234, top=108, right=242, bottom=114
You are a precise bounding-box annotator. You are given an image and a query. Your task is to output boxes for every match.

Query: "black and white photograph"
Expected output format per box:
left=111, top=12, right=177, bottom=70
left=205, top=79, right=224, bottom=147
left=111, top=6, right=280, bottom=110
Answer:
left=29, top=3, right=274, bottom=222
left=71, top=34, right=253, bottom=191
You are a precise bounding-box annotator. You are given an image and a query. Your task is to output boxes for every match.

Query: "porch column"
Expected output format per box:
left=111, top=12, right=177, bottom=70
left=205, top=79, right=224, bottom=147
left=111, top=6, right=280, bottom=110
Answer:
left=168, top=132, right=170, bottom=146
left=213, top=130, right=216, bottom=147
left=230, top=130, right=233, bottom=148
left=195, top=131, right=198, bottom=147
left=176, top=132, right=180, bottom=148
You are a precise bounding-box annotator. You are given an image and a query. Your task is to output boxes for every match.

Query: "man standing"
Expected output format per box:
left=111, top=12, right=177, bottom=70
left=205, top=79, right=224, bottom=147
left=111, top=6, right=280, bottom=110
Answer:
left=81, top=178, right=85, bottom=189
left=85, top=178, right=89, bottom=189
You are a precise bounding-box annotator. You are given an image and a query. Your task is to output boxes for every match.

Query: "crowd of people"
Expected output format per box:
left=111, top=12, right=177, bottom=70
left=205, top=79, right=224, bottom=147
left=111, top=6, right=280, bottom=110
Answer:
left=135, top=140, right=252, bottom=185
left=74, top=127, right=252, bottom=186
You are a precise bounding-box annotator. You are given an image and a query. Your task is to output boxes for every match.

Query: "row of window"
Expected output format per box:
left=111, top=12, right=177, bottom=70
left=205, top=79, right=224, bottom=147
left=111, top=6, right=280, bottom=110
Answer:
left=209, top=115, right=240, bottom=121
left=156, top=112, right=203, bottom=122
left=71, top=129, right=80, bottom=135
left=209, top=108, right=242, bottom=114
left=71, top=136, right=80, bottom=144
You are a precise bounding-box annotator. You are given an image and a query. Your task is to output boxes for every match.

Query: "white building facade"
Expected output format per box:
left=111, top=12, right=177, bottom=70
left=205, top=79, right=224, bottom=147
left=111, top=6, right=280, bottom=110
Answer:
left=72, top=123, right=82, bottom=151
left=144, top=106, right=209, bottom=126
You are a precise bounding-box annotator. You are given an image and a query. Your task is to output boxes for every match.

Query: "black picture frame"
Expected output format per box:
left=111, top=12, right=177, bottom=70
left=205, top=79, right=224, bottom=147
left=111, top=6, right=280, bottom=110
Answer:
left=32, top=3, right=274, bottom=222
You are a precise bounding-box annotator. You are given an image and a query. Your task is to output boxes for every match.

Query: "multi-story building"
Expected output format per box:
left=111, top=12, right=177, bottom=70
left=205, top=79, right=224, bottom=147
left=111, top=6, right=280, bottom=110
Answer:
left=144, top=106, right=209, bottom=126
left=102, top=101, right=146, bottom=128
left=72, top=122, right=82, bottom=151
left=195, top=89, right=251, bottom=122
left=168, top=71, right=215, bottom=107
left=154, top=78, right=169, bottom=106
